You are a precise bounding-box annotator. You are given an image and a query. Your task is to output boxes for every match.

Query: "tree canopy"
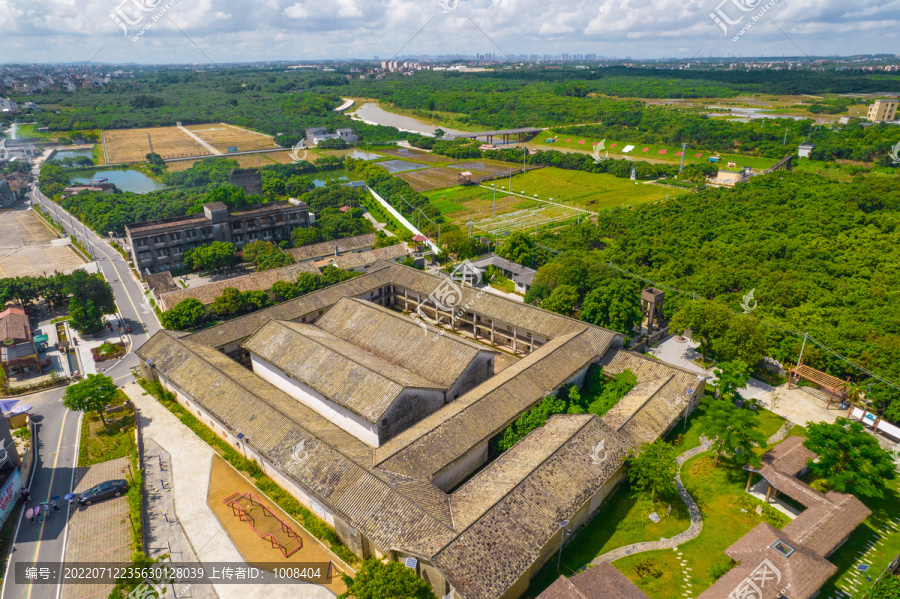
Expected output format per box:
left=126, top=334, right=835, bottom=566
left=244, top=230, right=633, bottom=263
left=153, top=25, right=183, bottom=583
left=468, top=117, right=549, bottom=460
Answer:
left=63, top=374, right=119, bottom=428
left=338, top=558, right=436, bottom=599
left=627, top=439, right=679, bottom=501
left=803, top=418, right=896, bottom=499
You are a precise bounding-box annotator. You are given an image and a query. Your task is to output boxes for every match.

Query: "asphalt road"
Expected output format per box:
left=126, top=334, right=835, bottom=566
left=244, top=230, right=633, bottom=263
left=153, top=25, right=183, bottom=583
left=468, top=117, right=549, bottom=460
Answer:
left=1, top=162, right=161, bottom=599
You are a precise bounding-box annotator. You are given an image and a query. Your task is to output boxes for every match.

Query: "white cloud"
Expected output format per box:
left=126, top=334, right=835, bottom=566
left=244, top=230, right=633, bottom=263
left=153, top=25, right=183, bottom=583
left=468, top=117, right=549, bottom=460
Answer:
left=284, top=3, right=308, bottom=19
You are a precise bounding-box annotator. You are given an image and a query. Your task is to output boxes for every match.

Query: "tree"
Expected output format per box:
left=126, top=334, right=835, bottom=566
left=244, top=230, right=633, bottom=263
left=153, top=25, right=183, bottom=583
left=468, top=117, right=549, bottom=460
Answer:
left=242, top=240, right=294, bottom=271
left=581, top=278, right=642, bottom=334
left=670, top=301, right=733, bottom=363
left=541, top=284, right=580, bottom=316
left=161, top=298, right=206, bottom=330
left=184, top=241, right=238, bottom=272
left=712, top=361, right=749, bottom=400
left=496, top=231, right=534, bottom=266
left=717, top=315, right=767, bottom=366
left=68, top=300, right=104, bottom=334
left=698, top=396, right=768, bottom=468
left=803, top=418, right=896, bottom=499
left=338, top=558, right=437, bottom=599
left=627, top=440, right=678, bottom=501
left=63, top=374, right=118, bottom=429
left=291, top=227, right=322, bottom=248
left=67, top=270, right=116, bottom=315
left=242, top=290, right=270, bottom=311
left=209, top=287, right=245, bottom=318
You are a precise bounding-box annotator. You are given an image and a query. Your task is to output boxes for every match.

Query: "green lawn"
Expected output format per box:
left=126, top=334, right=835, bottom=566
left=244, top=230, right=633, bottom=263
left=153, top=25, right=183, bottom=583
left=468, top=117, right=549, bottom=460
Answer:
left=431, top=198, right=467, bottom=214
left=497, top=168, right=685, bottom=210
left=78, top=390, right=136, bottom=467
left=541, top=130, right=782, bottom=171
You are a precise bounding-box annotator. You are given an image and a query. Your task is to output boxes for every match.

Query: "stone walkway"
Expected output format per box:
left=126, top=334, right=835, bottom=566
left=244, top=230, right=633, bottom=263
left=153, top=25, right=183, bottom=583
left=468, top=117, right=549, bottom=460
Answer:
left=767, top=419, right=796, bottom=445
left=591, top=442, right=708, bottom=564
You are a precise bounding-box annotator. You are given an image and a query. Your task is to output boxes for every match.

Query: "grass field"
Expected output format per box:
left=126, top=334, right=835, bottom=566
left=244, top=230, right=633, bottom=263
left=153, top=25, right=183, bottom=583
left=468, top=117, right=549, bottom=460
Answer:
left=537, top=132, right=781, bottom=171
left=184, top=123, right=279, bottom=153
left=497, top=167, right=684, bottom=210
left=104, top=126, right=209, bottom=163
left=399, top=158, right=533, bottom=192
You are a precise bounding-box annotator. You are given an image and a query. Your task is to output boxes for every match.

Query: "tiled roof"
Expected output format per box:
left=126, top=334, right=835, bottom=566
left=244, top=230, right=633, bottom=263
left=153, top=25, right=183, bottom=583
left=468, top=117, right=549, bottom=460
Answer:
left=433, top=415, right=632, bottom=599
left=136, top=331, right=457, bottom=553
left=146, top=271, right=179, bottom=296
left=538, top=563, right=650, bottom=599
left=699, top=523, right=836, bottom=599
left=327, top=244, right=410, bottom=270
left=784, top=491, right=871, bottom=556
left=316, top=297, right=496, bottom=389
left=287, top=233, right=375, bottom=262
left=0, top=306, right=29, bottom=342
left=373, top=328, right=617, bottom=480
left=599, top=350, right=703, bottom=445
left=242, top=319, right=443, bottom=424
left=158, top=261, right=320, bottom=310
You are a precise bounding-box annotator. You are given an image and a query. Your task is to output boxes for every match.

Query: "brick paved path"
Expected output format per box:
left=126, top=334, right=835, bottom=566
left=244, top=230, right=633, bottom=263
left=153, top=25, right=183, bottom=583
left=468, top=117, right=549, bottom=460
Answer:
left=62, top=457, right=133, bottom=599
left=591, top=441, right=709, bottom=565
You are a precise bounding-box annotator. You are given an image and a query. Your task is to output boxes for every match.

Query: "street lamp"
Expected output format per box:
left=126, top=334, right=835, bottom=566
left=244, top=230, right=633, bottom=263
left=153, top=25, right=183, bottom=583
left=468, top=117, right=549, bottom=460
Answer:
left=491, top=184, right=496, bottom=218
left=556, top=520, right=570, bottom=571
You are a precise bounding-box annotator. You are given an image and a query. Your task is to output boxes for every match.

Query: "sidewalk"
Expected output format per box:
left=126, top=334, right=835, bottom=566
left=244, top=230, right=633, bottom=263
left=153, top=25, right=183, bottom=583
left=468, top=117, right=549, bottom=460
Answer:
left=70, top=315, right=130, bottom=376
left=123, top=382, right=336, bottom=599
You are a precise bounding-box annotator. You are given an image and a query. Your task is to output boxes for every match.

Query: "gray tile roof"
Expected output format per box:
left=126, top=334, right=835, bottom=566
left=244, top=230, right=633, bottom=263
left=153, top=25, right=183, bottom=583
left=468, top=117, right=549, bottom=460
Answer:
left=316, top=297, right=497, bottom=389
left=433, top=415, right=633, bottom=599
left=287, top=233, right=375, bottom=262
left=538, top=563, right=650, bottom=599
left=158, top=261, right=320, bottom=310
left=242, top=320, right=442, bottom=424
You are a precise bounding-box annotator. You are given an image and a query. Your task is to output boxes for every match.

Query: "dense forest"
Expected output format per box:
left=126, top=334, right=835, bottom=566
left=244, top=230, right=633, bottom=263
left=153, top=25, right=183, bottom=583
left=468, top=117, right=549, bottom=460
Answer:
left=522, top=171, right=900, bottom=418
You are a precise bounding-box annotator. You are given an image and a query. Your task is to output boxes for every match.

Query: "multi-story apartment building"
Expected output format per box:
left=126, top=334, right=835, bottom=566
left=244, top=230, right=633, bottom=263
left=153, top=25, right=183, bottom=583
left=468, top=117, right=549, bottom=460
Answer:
left=867, top=98, right=898, bottom=123
left=125, top=200, right=313, bottom=274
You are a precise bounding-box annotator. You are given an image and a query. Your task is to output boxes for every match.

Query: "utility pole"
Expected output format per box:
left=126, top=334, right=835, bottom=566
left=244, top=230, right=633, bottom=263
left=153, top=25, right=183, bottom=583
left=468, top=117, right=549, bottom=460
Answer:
left=783, top=127, right=789, bottom=146
left=556, top=520, right=570, bottom=571
left=492, top=184, right=496, bottom=218
left=679, top=142, right=688, bottom=173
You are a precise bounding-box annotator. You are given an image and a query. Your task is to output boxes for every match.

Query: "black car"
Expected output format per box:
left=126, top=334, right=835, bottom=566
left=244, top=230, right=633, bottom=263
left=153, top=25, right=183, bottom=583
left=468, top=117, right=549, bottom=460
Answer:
left=78, top=480, right=129, bottom=505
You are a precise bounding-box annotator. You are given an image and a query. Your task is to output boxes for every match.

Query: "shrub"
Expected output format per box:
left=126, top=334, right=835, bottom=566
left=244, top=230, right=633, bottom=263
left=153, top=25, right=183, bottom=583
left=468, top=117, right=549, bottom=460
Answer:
left=708, top=557, right=734, bottom=582
left=634, top=558, right=663, bottom=579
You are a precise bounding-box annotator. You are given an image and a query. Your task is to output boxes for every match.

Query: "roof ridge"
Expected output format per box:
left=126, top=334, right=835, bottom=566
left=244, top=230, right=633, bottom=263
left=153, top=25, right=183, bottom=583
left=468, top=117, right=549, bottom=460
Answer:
left=272, top=319, right=443, bottom=390
left=144, top=332, right=458, bottom=538
left=440, top=414, right=602, bottom=540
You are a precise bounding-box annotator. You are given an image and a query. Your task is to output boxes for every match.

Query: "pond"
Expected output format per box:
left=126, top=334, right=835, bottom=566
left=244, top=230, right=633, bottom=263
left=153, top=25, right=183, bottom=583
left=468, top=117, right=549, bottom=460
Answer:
left=310, top=170, right=350, bottom=188
left=70, top=169, right=168, bottom=193
left=51, top=149, right=94, bottom=160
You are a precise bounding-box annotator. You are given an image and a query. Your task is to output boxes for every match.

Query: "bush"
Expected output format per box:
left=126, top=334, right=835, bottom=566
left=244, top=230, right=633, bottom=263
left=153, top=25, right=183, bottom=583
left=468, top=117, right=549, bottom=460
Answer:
left=634, top=558, right=663, bottom=579
left=708, top=557, right=734, bottom=582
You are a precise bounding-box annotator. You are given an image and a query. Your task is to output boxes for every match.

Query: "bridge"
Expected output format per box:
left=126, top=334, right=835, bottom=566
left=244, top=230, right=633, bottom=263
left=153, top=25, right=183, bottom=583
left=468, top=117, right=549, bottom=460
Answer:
left=452, top=127, right=543, bottom=145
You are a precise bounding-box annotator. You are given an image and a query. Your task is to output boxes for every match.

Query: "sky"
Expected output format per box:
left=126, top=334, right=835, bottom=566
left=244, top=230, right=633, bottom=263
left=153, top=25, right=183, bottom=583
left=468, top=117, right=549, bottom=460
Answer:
left=0, top=0, right=898, bottom=65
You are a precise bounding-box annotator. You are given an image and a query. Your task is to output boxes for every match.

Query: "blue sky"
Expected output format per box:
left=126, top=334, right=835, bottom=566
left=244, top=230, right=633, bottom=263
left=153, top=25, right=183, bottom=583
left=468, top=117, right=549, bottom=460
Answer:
left=0, top=0, right=898, bottom=64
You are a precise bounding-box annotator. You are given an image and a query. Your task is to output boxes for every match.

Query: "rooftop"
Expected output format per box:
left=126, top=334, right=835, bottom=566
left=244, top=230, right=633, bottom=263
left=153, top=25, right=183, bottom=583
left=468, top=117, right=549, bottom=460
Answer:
left=158, top=261, right=320, bottom=310
left=286, top=233, right=375, bottom=262
left=538, top=563, right=650, bottom=599
left=126, top=200, right=307, bottom=235
left=0, top=306, right=29, bottom=342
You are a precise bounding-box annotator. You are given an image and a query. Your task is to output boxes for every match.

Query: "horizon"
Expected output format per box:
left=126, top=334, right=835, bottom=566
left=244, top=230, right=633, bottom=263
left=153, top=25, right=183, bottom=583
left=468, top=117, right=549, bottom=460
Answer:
left=1, top=0, right=899, bottom=66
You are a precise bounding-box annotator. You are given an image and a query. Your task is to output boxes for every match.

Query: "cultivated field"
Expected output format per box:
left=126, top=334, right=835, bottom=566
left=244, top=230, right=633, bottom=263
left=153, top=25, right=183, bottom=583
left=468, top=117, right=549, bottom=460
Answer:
left=184, top=123, right=279, bottom=153
left=500, top=168, right=684, bottom=210
left=104, top=126, right=209, bottom=163
left=399, top=158, right=521, bottom=192
left=424, top=185, right=586, bottom=235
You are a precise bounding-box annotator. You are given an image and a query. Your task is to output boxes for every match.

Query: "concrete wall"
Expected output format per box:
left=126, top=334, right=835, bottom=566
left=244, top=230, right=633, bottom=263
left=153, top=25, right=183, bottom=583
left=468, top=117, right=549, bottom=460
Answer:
left=381, top=388, right=447, bottom=443
left=447, top=352, right=494, bottom=403
left=434, top=441, right=488, bottom=492
left=251, top=354, right=382, bottom=446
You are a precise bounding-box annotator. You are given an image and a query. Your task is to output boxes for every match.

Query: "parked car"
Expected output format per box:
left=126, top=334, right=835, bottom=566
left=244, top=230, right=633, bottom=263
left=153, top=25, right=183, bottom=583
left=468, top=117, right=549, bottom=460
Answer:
left=78, top=479, right=129, bottom=505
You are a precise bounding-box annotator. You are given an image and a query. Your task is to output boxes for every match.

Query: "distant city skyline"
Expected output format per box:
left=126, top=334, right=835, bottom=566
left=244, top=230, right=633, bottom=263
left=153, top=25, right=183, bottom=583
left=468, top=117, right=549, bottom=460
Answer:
left=1, top=0, right=898, bottom=65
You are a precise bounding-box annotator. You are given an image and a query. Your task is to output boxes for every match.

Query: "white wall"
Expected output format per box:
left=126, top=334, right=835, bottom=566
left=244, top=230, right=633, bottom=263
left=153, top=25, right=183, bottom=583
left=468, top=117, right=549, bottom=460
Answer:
left=251, top=354, right=382, bottom=446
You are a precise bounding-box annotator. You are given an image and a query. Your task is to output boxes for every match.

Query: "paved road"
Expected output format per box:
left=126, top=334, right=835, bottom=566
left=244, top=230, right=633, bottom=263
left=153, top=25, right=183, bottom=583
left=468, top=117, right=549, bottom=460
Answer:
left=1, top=163, right=161, bottom=599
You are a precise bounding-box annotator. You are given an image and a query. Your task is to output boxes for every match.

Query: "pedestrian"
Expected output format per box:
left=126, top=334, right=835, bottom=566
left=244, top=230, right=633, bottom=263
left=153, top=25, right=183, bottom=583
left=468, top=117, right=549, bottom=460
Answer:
left=51, top=501, right=59, bottom=512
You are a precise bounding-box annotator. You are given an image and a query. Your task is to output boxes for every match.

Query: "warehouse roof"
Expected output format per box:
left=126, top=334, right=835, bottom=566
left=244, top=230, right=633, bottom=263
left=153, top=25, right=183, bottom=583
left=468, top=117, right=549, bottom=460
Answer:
left=243, top=319, right=443, bottom=424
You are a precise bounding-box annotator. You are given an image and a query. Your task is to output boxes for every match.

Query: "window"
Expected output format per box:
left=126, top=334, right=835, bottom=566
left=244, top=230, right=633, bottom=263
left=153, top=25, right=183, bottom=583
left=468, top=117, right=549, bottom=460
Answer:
left=231, top=222, right=242, bottom=231
left=170, top=232, right=181, bottom=241
left=154, top=235, right=165, bottom=244
left=138, top=252, right=152, bottom=261
left=381, top=418, right=388, bottom=426
left=157, top=248, right=169, bottom=257
left=174, top=246, right=184, bottom=255
left=771, top=540, right=795, bottom=558
left=135, top=238, right=148, bottom=247
left=234, top=234, right=244, bottom=243
left=187, top=230, right=198, bottom=239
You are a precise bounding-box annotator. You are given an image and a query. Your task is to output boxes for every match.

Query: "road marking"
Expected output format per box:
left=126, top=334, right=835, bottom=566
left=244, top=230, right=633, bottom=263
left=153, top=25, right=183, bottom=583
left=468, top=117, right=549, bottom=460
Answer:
left=56, top=412, right=82, bottom=599
left=24, top=409, right=71, bottom=599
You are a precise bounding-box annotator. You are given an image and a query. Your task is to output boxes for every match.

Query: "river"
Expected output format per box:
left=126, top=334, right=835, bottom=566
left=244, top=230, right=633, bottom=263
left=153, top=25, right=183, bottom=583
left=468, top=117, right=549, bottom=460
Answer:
left=349, top=103, right=468, bottom=137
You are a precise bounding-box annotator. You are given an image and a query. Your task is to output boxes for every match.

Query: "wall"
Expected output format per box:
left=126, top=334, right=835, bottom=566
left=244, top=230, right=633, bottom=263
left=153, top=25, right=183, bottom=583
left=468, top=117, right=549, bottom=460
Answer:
left=434, top=441, right=488, bottom=492
left=250, top=354, right=382, bottom=446
left=446, top=352, right=494, bottom=403
left=368, top=188, right=440, bottom=253
left=382, top=388, right=447, bottom=443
